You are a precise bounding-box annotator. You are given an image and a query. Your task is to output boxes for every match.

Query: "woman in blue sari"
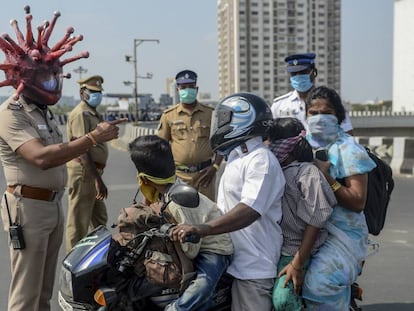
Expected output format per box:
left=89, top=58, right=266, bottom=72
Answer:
left=302, top=86, right=376, bottom=310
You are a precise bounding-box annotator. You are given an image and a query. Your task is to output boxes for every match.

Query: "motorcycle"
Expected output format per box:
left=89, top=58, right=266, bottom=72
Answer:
left=58, top=184, right=232, bottom=311
left=57, top=182, right=376, bottom=311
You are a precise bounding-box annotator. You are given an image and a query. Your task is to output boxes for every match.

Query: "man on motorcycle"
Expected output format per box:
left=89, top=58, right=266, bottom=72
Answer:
left=170, top=93, right=286, bottom=311
left=128, top=135, right=233, bottom=311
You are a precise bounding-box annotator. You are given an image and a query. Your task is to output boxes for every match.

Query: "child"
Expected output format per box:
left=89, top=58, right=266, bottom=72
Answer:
left=128, top=135, right=233, bottom=311
left=268, top=117, right=337, bottom=310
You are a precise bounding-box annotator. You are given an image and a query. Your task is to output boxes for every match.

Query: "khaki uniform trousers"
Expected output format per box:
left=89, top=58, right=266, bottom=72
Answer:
left=176, top=169, right=216, bottom=201
left=65, top=164, right=107, bottom=253
left=1, top=191, right=64, bottom=311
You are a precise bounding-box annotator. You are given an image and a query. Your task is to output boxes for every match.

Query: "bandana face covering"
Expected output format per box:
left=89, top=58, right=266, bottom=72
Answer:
left=269, top=130, right=306, bottom=165
left=137, top=172, right=176, bottom=203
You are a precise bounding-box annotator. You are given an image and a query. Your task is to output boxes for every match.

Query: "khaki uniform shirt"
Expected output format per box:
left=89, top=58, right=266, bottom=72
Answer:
left=66, top=101, right=108, bottom=167
left=0, top=96, right=66, bottom=190
left=158, top=102, right=214, bottom=166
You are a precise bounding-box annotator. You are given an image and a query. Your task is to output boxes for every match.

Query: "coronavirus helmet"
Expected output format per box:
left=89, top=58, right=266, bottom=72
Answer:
left=0, top=5, right=89, bottom=105
left=210, top=92, right=273, bottom=154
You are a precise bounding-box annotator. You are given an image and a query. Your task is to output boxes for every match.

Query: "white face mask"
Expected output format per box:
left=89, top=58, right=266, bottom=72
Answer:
left=307, top=114, right=339, bottom=148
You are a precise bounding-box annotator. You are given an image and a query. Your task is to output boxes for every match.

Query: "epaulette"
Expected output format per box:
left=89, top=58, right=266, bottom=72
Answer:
left=273, top=91, right=293, bottom=103
left=163, top=105, right=178, bottom=114
left=199, top=103, right=214, bottom=110
left=7, top=101, right=24, bottom=110
left=82, top=110, right=96, bottom=116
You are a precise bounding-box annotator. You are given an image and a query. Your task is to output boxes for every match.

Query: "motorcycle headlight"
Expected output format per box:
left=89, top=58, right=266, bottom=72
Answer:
left=59, top=266, right=73, bottom=299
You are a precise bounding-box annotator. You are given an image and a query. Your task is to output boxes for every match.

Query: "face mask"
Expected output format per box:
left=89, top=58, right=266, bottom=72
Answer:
left=86, top=91, right=102, bottom=107
left=138, top=177, right=160, bottom=204
left=137, top=173, right=177, bottom=204
left=290, top=74, right=313, bottom=93
left=41, top=77, right=58, bottom=91
left=179, top=88, right=198, bottom=104
left=307, top=114, right=339, bottom=147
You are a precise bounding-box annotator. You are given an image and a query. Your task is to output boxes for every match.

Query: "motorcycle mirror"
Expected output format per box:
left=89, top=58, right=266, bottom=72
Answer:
left=168, top=183, right=200, bottom=208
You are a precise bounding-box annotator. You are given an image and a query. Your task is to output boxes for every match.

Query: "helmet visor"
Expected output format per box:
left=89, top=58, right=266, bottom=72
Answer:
left=210, top=107, right=232, bottom=140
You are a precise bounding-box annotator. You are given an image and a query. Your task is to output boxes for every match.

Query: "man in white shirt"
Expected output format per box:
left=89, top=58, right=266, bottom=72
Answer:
left=272, top=53, right=353, bottom=134
left=170, top=93, right=285, bottom=311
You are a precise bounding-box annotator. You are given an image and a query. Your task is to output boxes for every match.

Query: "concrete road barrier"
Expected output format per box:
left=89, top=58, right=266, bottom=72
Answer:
left=120, top=124, right=413, bottom=176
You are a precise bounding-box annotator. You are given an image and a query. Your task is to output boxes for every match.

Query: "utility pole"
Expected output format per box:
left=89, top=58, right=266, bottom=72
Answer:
left=73, top=66, right=88, bottom=80
left=125, top=38, right=159, bottom=125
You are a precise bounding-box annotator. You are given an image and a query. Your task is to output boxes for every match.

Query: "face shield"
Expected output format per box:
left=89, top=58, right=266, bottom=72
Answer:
left=19, top=64, right=64, bottom=105
left=35, top=70, right=63, bottom=93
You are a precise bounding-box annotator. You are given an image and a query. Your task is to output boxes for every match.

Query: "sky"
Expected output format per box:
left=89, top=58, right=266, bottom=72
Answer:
left=0, top=0, right=393, bottom=104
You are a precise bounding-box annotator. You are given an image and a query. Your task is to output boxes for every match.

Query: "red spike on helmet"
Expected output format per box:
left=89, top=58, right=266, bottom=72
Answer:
left=0, top=5, right=89, bottom=105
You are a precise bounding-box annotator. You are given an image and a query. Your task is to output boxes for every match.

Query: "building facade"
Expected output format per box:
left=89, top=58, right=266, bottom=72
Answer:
left=393, top=0, right=414, bottom=112
left=217, top=0, right=341, bottom=103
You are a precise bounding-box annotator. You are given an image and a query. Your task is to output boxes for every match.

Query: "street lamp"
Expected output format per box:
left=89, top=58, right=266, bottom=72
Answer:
left=125, top=38, right=159, bottom=125
left=73, top=66, right=88, bottom=80
left=123, top=72, right=153, bottom=120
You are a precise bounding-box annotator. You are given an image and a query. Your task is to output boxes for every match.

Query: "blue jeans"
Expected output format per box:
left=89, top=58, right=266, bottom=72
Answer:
left=168, top=252, right=231, bottom=311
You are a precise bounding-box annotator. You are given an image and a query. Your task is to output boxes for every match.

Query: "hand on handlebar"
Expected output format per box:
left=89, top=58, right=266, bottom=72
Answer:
left=169, top=224, right=201, bottom=243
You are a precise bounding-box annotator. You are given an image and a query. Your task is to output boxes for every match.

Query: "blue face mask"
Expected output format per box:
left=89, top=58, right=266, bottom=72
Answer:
left=307, top=114, right=339, bottom=148
left=41, top=77, right=58, bottom=91
left=86, top=92, right=102, bottom=107
left=290, top=74, right=313, bottom=93
left=179, top=88, right=198, bottom=104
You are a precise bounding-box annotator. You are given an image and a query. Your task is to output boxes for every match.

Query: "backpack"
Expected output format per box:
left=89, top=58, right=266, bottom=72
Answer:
left=112, top=203, right=195, bottom=291
left=364, top=148, right=395, bottom=235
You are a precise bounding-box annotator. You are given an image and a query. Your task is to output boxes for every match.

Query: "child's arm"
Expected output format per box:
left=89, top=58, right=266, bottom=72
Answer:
left=278, top=224, right=320, bottom=295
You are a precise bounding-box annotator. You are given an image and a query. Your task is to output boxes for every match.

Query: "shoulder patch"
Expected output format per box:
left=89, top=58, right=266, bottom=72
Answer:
left=7, top=101, right=24, bottom=110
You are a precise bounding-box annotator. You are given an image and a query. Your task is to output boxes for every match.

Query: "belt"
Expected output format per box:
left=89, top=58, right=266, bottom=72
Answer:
left=176, top=160, right=212, bottom=173
left=7, top=185, right=59, bottom=202
left=73, top=158, right=106, bottom=170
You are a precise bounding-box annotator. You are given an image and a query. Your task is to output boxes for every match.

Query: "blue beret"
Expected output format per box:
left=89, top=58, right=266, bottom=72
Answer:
left=285, top=53, right=316, bottom=73
left=175, top=70, right=197, bottom=85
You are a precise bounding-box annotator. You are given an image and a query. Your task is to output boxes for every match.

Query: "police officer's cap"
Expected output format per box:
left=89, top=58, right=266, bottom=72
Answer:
left=175, top=70, right=197, bottom=85
left=285, top=53, right=316, bottom=73
left=77, top=75, right=104, bottom=91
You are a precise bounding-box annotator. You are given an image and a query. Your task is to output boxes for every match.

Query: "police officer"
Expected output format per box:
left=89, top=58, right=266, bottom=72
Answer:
left=272, top=53, right=353, bottom=134
left=0, top=62, right=126, bottom=311
left=158, top=70, right=222, bottom=201
left=65, top=75, right=110, bottom=252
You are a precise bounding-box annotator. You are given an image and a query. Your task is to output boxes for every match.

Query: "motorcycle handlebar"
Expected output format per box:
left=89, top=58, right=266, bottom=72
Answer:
left=118, top=224, right=201, bottom=273
left=147, top=224, right=200, bottom=243
left=184, top=233, right=201, bottom=243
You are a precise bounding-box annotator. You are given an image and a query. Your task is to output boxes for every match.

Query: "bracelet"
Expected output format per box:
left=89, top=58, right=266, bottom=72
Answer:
left=290, top=262, right=302, bottom=272
left=213, top=163, right=220, bottom=171
left=85, top=132, right=98, bottom=147
left=330, top=181, right=342, bottom=192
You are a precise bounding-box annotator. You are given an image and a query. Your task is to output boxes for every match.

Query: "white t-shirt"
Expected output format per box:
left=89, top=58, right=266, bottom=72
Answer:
left=217, top=137, right=285, bottom=279
left=271, top=90, right=353, bottom=132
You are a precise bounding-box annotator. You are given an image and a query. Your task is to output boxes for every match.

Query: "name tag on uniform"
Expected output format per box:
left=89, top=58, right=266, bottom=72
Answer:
left=38, top=124, right=48, bottom=130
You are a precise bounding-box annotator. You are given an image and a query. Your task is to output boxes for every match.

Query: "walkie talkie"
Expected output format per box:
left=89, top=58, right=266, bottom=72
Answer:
left=4, top=194, right=25, bottom=250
